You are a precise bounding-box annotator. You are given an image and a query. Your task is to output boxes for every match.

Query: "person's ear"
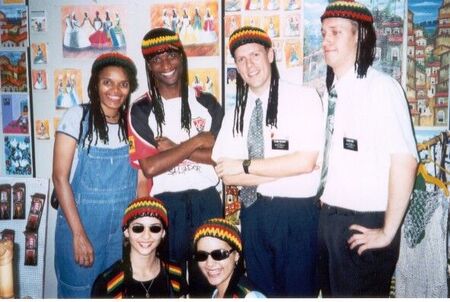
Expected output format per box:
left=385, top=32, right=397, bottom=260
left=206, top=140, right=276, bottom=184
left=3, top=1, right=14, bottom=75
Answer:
left=124, top=229, right=129, bottom=239
left=233, top=251, right=240, bottom=264
left=161, top=229, right=166, bottom=239
left=268, top=47, right=275, bottom=63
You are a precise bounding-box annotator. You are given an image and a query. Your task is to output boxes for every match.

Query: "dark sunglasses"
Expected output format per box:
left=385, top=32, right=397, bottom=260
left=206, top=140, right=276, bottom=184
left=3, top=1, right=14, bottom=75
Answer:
left=130, top=224, right=163, bottom=234
left=193, top=249, right=234, bottom=262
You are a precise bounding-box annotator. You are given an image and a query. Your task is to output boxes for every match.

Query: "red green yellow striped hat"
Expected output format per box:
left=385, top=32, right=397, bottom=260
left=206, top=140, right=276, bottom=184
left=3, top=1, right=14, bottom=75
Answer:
left=92, top=52, right=137, bottom=79
left=122, top=197, right=168, bottom=231
left=229, top=26, right=272, bottom=58
left=141, top=27, right=183, bottom=58
left=193, top=218, right=242, bottom=253
left=321, top=0, right=373, bottom=24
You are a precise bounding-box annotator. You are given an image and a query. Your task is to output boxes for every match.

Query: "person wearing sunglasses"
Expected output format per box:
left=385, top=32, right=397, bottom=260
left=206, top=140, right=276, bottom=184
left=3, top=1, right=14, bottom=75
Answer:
left=193, top=218, right=265, bottom=298
left=91, top=197, right=188, bottom=298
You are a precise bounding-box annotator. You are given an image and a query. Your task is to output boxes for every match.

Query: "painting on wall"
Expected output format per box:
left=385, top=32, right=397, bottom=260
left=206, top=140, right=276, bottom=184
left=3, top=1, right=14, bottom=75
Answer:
left=1, top=94, right=29, bottom=135
left=31, top=43, right=47, bottom=64
left=225, top=0, right=241, bottom=12
left=150, top=1, right=219, bottom=57
left=0, top=50, right=27, bottom=93
left=224, top=14, right=241, bottom=37
left=284, top=39, right=301, bottom=68
left=54, top=68, right=83, bottom=109
left=3, top=135, right=32, bottom=176
left=34, top=120, right=50, bottom=140
left=32, top=70, right=47, bottom=91
left=61, top=5, right=127, bottom=58
left=407, top=0, right=448, bottom=131
left=0, top=5, right=28, bottom=47
left=188, top=68, right=219, bottom=99
left=3, top=0, right=25, bottom=4
left=30, top=10, right=46, bottom=33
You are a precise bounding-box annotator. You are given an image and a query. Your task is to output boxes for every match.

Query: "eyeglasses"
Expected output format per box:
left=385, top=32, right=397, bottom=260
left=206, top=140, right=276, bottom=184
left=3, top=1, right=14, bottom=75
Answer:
left=130, top=224, right=163, bottom=234
left=193, top=249, right=234, bottom=262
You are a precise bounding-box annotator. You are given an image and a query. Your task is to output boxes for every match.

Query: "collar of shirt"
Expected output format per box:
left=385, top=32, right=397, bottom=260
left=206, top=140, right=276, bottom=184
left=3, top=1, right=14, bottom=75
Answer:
left=247, top=86, right=270, bottom=112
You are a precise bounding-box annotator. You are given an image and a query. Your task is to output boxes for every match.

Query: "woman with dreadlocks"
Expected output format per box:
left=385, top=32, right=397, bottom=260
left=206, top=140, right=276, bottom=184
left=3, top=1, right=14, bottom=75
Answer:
left=212, top=26, right=324, bottom=297
left=128, top=27, right=223, bottom=297
left=52, top=52, right=138, bottom=298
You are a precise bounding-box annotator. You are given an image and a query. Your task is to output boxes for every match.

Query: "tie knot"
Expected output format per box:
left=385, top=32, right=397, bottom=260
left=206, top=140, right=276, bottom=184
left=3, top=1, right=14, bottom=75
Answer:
left=255, top=98, right=262, bottom=107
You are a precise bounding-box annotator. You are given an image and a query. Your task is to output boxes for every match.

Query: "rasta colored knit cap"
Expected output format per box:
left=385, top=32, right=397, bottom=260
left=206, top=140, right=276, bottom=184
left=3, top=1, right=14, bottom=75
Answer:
left=193, top=218, right=242, bottom=253
left=321, top=0, right=373, bottom=24
left=91, top=52, right=137, bottom=78
left=229, top=26, right=272, bottom=58
left=122, top=197, right=168, bottom=231
left=141, top=27, right=184, bottom=58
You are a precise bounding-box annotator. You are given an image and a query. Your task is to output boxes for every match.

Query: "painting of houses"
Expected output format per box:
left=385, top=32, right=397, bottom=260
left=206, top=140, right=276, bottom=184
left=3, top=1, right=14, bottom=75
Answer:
left=408, top=0, right=448, bottom=128
left=0, top=5, right=28, bottom=47
left=0, top=50, right=27, bottom=93
left=1, top=93, right=29, bottom=135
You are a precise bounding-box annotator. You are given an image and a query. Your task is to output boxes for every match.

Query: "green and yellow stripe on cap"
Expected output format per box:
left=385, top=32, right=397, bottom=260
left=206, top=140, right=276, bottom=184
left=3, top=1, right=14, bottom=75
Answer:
left=321, top=0, right=373, bottom=24
left=193, top=218, right=242, bottom=253
left=229, top=26, right=272, bottom=58
left=122, top=197, right=168, bottom=230
left=141, top=29, right=183, bottom=58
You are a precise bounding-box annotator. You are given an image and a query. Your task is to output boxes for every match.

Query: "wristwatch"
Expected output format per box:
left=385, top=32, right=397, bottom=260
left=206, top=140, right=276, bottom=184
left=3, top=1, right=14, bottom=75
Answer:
left=242, top=159, right=251, bottom=174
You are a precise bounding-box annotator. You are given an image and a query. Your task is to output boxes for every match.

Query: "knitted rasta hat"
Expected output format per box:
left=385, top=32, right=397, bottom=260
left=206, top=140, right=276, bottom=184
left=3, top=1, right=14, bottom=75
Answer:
left=321, top=0, right=373, bottom=24
left=91, top=52, right=137, bottom=79
left=141, top=27, right=184, bottom=58
left=122, top=197, right=168, bottom=231
left=193, top=218, right=242, bottom=253
left=229, top=26, right=272, bottom=58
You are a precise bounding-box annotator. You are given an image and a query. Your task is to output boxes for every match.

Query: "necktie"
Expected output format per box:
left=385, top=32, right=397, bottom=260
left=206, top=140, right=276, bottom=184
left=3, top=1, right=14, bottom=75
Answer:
left=239, top=98, right=264, bottom=208
left=317, top=85, right=337, bottom=198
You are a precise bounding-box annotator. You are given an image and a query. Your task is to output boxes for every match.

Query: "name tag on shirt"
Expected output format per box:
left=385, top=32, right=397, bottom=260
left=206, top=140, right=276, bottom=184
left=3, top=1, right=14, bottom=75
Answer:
left=343, top=137, right=358, bottom=151
left=272, top=139, right=289, bottom=150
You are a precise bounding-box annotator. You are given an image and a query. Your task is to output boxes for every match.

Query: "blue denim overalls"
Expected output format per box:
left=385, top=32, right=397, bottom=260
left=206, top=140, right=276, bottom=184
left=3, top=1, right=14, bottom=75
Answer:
left=55, top=113, right=137, bottom=298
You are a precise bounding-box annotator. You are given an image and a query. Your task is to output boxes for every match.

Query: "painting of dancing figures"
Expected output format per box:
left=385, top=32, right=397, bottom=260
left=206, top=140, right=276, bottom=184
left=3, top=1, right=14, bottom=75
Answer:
left=61, top=5, right=127, bottom=58
left=54, top=69, right=83, bottom=109
left=151, top=1, right=219, bottom=56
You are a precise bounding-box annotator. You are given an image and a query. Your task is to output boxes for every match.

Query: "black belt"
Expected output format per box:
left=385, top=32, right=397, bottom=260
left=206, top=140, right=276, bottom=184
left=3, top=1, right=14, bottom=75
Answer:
left=321, top=203, right=360, bottom=216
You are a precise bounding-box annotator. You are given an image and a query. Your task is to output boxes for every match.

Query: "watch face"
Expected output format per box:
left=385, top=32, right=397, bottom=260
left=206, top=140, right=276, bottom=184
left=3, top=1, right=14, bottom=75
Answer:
left=243, top=159, right=251, bottom=174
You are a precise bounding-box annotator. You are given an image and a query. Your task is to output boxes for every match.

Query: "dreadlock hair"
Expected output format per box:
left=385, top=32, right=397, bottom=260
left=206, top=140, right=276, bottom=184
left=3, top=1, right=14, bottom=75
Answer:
left=228, top=26, right=279, bottom=136
left=233, top=55, right=279, bottom=136
left=83, top=52, right=138, bottom=151
left=321, top=0, right=376, bottom=92
left=141, top=28, right=191, bottom=137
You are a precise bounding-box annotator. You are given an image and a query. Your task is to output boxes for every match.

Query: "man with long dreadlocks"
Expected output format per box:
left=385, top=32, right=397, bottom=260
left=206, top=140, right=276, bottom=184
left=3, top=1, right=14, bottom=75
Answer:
left=317, top=0, right=418, bottom=297
left=212, top=26, right=324, bottom=297
left=128, top=27, right=223, bottom=297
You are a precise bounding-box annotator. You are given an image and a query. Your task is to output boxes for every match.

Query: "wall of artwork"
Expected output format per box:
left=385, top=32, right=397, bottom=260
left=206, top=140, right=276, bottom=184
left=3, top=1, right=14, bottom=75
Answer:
left=0, top=0, right=449, bottom=298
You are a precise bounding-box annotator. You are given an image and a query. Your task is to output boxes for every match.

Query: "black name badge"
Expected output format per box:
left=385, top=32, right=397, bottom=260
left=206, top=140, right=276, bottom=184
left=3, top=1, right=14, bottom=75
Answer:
left=272, top=139, right=289, bottom=150
left=343, top=137, right=358, bottom=151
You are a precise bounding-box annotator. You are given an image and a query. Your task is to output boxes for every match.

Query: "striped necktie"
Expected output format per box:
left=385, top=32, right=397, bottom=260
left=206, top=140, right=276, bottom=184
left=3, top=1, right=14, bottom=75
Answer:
left=239, top=98, right=264, bottom=208
left=317, top=85, right=337, bottom=198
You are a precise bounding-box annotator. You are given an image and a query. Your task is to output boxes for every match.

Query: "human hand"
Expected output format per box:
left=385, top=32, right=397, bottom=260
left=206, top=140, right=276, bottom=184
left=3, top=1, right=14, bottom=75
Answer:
left=156, top=136, right=176, bottom=152
left=215, top=158, right=244, bottom=178
left=73, top=233, right=94, bottom=267
left=347, top=224, right=393, bottom=255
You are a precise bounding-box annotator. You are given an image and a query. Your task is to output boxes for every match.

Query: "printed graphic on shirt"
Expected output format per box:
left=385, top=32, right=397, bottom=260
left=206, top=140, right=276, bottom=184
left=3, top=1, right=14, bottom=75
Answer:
left=192, top=116, right=206, bottom=133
